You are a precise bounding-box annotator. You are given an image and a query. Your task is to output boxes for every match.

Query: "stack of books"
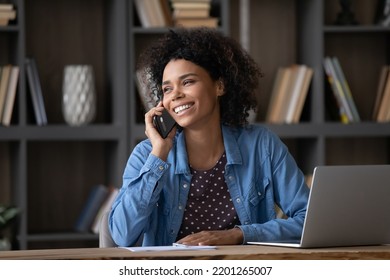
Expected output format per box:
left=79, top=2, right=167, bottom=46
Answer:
left=171, top=0, right=218, bottom=28
left=266, top=64, right=313, bottom=124
left=0, top=3, right=16, bottom=26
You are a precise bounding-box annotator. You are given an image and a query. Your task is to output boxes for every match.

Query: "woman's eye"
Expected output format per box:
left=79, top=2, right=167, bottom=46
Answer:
left=183, top=79, right=194, bottom=86
left=162, top=87, right=171, bottom=94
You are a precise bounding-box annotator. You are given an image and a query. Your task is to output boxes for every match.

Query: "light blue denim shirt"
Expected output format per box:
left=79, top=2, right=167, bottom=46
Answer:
left=109, top=124, right=309, bottom=247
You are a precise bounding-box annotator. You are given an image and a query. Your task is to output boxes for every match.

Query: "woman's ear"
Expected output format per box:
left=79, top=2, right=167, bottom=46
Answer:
left=216, top=80, right=225, bottom=96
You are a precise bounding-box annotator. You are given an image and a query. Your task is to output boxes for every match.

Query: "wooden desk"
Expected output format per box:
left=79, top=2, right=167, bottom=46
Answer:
left=0, top=245, right=390, bottom=260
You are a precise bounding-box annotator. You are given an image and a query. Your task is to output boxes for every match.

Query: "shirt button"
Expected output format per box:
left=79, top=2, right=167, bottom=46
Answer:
left=178, top=205, right=183, bottom=210
left=183, top=183, right=188, bottom=189
left=236, top=198, right=241, bottom=203
left=229, top=176, right=234, bottom=181
left=244, top=221, right=249, bottom=225
left=170, top=230, right=175, bottom=234
left=159, top=165, right=164, bottom=170
left=258, top=192, right=261, bottom=196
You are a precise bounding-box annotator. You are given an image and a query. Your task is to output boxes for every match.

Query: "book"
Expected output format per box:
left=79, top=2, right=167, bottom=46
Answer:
left=0, top=8, right=16, bottom=26
left=323, top=57, right=350, bottom=123
left=153, top=0, right=173, bottom=27
left=174, top=17, right=218, bottom=28
left=90, top=187, right=119, bottom=234
left=151, top=0, right=166, bottom=26
left=159, top=0, right=173, bottom=26
left=0, top=64, right=11, bottom=122
left=74, top=184, right=109, bottom=233
left=171, top=0, right=215, bottom=27
left=331, top=57, right=360, bottom=122
left=266, top=67, right=293, bottom=123
left=170, top=0, right=211, bottom=2
left=377, top=71, right=390, bottom=122
left=372, top=65, right=389, bottom=120
left=172, top=0, right=210, bottom=18
left=385, top=84, right=390, bottom=122
left=173, top=8, right=210, bottom=18
left=285, top=65, right=308, bottom=124
left=0, top=4, right=14, bottom=11
left=134, top=0, right=171, bottom=27
left=25, top=58, right=47, bottom=125
left=171, top=2, right=211, bottom=10
left=327, top=57, right=355, bottom=122
left=134, top=0, right=152, bottom=27
left=25, top=58, right=43, bottom=125
left=0, top=9, right=16, bottom=19
left=1, top=66, right=19, bottom=126
left=279, top=65, right=301, bottom=123
left=30, top=58, right=48, bottom=125
left=266, top=67, right=288, bottom=123
left=292, top=66, right=313, bottom=123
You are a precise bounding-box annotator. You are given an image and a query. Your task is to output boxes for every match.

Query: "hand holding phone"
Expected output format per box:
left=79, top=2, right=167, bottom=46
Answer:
left=152, top=109, right=176, bottom=139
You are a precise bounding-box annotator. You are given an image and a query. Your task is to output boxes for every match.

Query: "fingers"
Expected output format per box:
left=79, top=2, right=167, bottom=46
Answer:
left=176, top=231, right=219, bottom=246
left=176, top=228, right=243, bottom=246
left=144, top=102, right=175, bottom=161
left=145, top=105, right=164, bottom=125
left=144, top=104, right=165, bottom=138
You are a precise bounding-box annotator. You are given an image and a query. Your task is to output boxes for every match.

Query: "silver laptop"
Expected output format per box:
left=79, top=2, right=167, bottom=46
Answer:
left=248, top=165, right=390, bottom=248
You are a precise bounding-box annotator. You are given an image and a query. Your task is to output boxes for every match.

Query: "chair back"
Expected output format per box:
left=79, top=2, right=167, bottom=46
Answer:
left=99, top=211, right=116, bottom=248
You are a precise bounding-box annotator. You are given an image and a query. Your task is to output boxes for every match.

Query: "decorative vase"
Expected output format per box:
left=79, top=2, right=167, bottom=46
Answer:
left=62, top=65, right=97, bottom=126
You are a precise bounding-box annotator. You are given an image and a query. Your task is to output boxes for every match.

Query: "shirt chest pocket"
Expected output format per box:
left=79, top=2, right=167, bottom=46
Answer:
left=248, top=177, right=270, bottom=206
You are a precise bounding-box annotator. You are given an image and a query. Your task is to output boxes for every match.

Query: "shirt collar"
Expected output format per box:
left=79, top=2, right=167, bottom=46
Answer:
left=173, top=125, right=243, bottom=174
left=221, top=125, right=243, bottom=166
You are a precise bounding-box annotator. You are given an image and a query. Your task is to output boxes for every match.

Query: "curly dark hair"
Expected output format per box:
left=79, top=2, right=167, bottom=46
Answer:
left=137, top=27, right=263, bottom=127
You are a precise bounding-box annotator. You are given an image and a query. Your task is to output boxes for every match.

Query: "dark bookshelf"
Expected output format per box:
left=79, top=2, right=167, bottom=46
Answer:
left=0, top=0, right=128, bottom=249
left=245, top=0, right=390, bottom=174
left=1, top=0, right=389, bottom=250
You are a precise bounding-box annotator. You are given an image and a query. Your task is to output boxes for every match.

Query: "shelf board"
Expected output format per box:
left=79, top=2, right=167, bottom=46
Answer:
left=315, top=122, right=390, bottom=137
left=26, top=232, right=98, bottom=242
left=264, top=122, right=390, bottom=138
left=131, top=26, right=227, bottom=35
left=0, top=125, right=125, bottom=141
left=0, top=25, right=20, bottom=32
left=324, top=25, right=390, bottom=33
left=131, top=26, right=170, bottom=34
left=264, top=123, right=321, bottom=138
left=128, top=122, right=390, bottom=139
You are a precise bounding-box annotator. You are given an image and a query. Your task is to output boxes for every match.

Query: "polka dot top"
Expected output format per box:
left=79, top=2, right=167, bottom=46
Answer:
left=176, top=153, right=240, bottom=240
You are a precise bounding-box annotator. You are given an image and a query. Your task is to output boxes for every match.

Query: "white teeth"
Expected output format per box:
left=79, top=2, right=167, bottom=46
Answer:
left=174, top=104, right=191, bottom=114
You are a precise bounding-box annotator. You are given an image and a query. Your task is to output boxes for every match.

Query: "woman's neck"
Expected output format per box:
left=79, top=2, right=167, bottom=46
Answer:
left=184, top=125, right=224, bottom=170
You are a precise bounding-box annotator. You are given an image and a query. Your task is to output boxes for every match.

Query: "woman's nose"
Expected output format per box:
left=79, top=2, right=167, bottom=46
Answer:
left=171, top=88, right=184, bottom=101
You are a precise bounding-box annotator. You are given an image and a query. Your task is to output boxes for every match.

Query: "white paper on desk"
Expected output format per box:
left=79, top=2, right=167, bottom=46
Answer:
left=120, top=245, right=216, bottom=252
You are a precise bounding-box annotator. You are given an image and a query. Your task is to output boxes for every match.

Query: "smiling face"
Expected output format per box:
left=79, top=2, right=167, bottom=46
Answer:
left=162, top=59, right=223, bottom=130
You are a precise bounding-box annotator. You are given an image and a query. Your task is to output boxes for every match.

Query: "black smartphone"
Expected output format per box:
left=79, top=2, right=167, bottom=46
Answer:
left=153, top=109, right=176, bottom=139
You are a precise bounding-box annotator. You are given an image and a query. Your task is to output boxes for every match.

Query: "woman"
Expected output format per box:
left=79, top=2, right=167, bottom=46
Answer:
left=109, top=27, right=309, bottom=247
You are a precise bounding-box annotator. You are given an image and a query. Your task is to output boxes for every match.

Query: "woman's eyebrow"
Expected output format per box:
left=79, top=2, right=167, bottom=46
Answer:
left=162, top=73, right=198, bottom=85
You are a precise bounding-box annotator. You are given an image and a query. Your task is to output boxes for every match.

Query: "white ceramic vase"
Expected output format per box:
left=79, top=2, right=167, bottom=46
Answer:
left=62, top=65, right=96, bottom=126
